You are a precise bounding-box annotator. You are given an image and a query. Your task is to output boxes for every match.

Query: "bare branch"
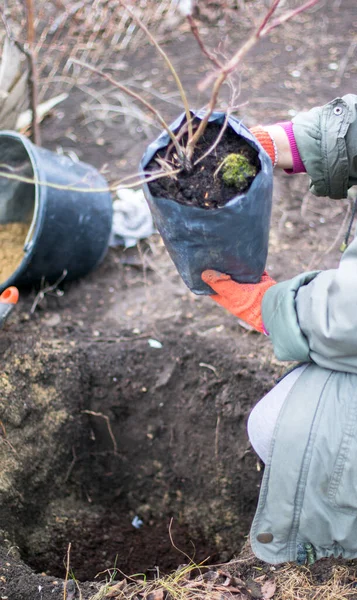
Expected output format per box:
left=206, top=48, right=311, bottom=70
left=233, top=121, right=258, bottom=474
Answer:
left=118, top=1, right=193, bottom=142
left=0, top=420, right=17, bottom=455
left=63, top=543, right=71, bottom=600
left=261, top=0, right=322, bottom=35
left=24, top=0, right=41, bottom=145
left=198, top=0, right=321, bottom=94
left=256, top=0, right=282, bottom=36
left=1, top=4, right=41, bottom=145
left=189, top=0, right=321, bottom=159
left=186, top=14, right=223, bottom=69
left=194, top=112, right=230, bottom=167
left=0, top=165, right=179, bottom=193
left=30, top=270, right=68, bottom=314
left=70, top=58, right=184, bottom=160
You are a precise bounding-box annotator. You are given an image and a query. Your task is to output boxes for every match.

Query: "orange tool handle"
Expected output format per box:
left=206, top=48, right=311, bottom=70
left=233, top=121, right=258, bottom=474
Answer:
left=0, top=287, right=19, bottom=329
left=0, top=287, right=19, bottom=305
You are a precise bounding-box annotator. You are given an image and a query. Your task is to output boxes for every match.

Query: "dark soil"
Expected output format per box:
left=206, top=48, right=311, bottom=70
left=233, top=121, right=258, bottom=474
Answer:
left=23, top=514, right=215, bottom=581
left=147, top=122, right=260, bottom=209
left=0, top=547, right=100, bottom=600
left=0, top=319, right=272, bottom=589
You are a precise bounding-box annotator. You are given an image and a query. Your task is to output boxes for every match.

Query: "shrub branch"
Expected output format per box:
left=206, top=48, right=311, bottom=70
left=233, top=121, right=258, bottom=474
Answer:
left=70, top=58, right=184, bottom=159
left=187, top=0, right=321, bottom=160
left=118, top=0, right=193, bottom=142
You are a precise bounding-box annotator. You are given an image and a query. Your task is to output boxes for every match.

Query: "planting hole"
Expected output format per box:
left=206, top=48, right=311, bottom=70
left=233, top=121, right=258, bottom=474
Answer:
left=0, top=333, right=271, bottom=581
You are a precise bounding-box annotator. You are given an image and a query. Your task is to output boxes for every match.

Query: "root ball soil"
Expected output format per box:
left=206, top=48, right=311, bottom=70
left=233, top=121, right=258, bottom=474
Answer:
left=147, top=124, right=260, bottom=209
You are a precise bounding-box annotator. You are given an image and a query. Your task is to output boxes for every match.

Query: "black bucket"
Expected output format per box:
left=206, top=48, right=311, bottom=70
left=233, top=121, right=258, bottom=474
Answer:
left=140, top=112, right=273, bottom=295
left=0, top=131, right=113, bottom=293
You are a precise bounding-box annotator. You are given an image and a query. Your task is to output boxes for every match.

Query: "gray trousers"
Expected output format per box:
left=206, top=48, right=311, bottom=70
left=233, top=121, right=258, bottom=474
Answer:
left=247, top=364, right=308, bottom=463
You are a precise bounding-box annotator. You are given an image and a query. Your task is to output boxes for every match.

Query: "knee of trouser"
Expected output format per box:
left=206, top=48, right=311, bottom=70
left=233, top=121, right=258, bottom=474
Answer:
left=247, top=404, right=260, bottom=448
left=247, top=401, right=275, bottom=464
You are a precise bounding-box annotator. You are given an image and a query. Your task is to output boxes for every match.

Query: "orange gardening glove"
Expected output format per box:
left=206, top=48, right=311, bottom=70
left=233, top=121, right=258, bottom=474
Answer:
left=202, top=270, right=276, bottom=334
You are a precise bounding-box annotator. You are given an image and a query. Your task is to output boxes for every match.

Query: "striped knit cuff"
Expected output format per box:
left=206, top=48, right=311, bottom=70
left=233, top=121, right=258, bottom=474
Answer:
left=250, top=126, right=278, bottom=167
left=276, top=121, right=306, bottom=174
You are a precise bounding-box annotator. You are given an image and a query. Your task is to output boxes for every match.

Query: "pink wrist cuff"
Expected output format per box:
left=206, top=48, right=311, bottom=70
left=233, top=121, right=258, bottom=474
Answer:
left=276, top=121, right=306, bottom=174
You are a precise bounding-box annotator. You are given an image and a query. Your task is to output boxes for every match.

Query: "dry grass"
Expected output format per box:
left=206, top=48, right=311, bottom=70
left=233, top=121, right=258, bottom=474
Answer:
left=86, top=541, right=357, bottom=600
left=85, top=539, right=357, bottom=600
left=2, top=0, right=260, bottom=103
left=2, top=0, right=181, bottom=100
left=89, top=561, right=357, bottom=600
left=90, top=562, right=247, bottom=600
left=274, top=563, right=357, bottom=600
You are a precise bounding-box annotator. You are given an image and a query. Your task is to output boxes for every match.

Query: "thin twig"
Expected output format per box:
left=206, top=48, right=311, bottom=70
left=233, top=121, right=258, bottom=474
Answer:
left=73, top=578, right=83, bottom=600
left=192, top=0, right=321, bottom=159
left=118, top=1, right=193, bottom=143
left=261, top=0, right=322, bottom=35
left=306, top=201, right=352, bottom=270
left=64, top=446, right=77, bottom=483
left=0, top=167, right=180, bottom=194
left=334, top=40, right=357, bottom=87
left=24, top=0, right=41, bottom=145
left=85, top=334, right=151, bottom=343
left=70, top=58, right=184, bottom=158
left=0, top=420, right=17, bottom=455
left=63, top=543, right=71, bottom=600
left=215, top=414, right=220, bottom=460
left=168, top=518, right=197, bottom=564
left=1, top=5, right=40, bottom=144
left=186, top=14, right=223, bottom=69
left=30, top=269, right=67, bottom=314
left=256, top=0, right=281, bottom=36
left=194, top=112, right=231, bottom=167
left=82, top=410, right=118, bottom=455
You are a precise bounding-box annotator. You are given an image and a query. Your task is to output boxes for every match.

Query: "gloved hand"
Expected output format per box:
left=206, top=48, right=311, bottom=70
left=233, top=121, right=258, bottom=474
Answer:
left=201, top=270, right=276, bottom=334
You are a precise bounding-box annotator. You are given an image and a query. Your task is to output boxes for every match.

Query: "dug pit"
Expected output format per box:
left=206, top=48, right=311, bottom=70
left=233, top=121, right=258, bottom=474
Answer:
left=0, top=330, right=274, bottom=583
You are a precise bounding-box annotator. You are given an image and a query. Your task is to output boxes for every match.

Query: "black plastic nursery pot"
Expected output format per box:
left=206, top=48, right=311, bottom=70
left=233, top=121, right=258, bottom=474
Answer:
left=140, top=112, right=273, bottom=295
left=0, top=131, right=113, bottom=293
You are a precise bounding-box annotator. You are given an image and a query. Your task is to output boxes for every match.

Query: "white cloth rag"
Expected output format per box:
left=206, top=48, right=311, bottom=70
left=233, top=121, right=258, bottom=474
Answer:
left=109, top=187, right=156, bottom=248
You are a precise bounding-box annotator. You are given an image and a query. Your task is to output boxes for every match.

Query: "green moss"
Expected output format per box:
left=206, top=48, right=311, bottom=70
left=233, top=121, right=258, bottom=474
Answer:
left=221, top=153, right=257, bottom=191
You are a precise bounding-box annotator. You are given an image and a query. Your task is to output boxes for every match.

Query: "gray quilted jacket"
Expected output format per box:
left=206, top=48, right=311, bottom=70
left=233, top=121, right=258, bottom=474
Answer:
left=251, top=95, right=357, bottom=564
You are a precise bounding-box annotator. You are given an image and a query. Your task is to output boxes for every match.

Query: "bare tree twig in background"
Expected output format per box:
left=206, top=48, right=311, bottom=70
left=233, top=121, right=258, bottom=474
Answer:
left=1, top=1, right=41, bottom=143
left=186, top=13, right=223, bottom=69
left=24, top=0, right=41, bottom=145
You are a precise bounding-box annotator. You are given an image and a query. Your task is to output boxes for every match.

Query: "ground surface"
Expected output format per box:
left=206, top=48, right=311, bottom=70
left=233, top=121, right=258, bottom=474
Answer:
left=1, top=1, right=357, bottom=599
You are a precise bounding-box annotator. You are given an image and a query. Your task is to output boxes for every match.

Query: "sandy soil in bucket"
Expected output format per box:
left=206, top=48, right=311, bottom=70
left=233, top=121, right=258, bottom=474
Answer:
left=0, top=222, right=29, bottom=283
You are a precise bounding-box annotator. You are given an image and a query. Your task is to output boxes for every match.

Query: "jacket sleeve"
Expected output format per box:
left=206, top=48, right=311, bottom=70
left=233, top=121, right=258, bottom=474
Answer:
left=262, top=237, right=357, bottom=373
left=292, top=94, right=357, bottom=199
